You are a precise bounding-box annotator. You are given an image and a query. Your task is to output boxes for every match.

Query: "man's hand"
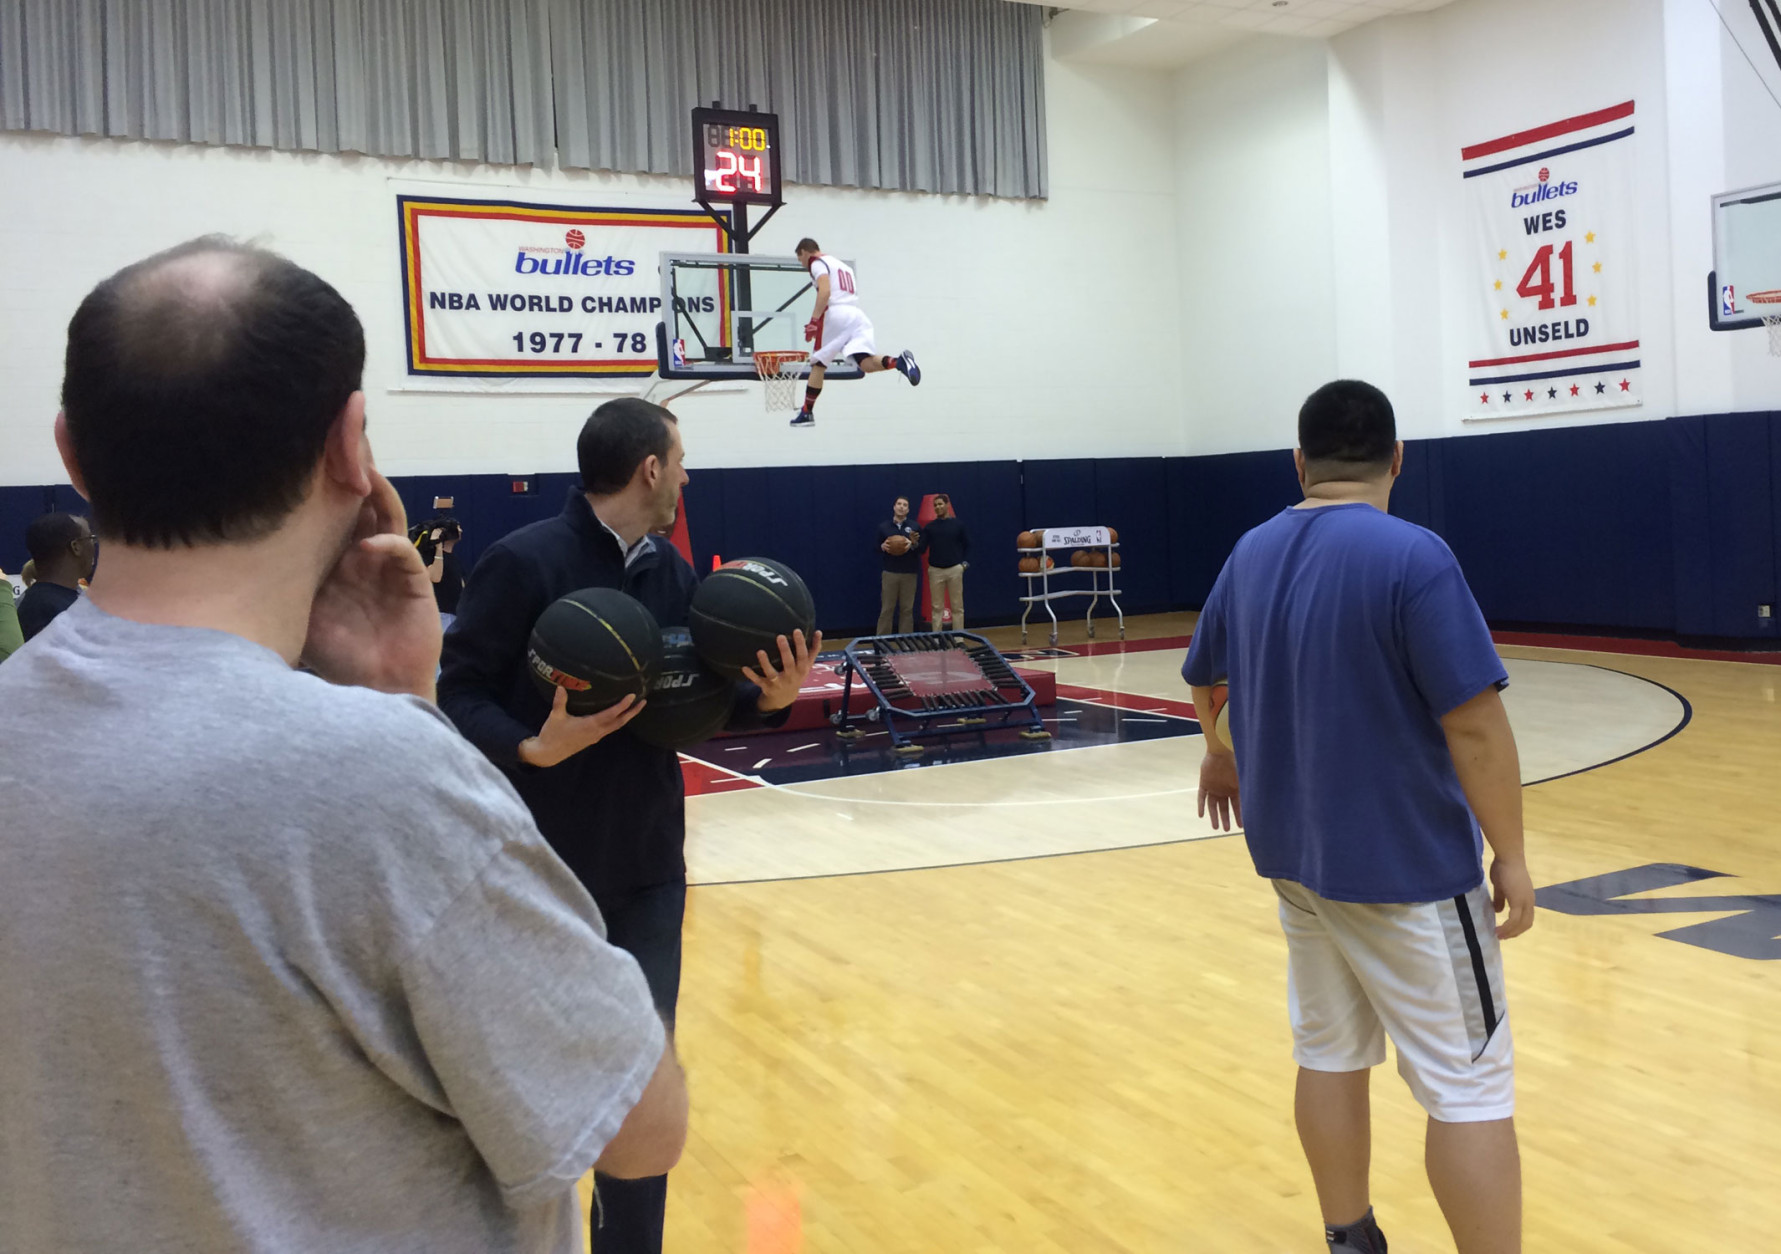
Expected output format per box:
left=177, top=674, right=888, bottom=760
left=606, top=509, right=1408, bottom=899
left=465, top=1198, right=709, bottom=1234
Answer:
left=301, top=470, right=441, bottom=701
left=803, top=319, right=820, bottom=345
left=1197, top=749, right=1242, bottom=832
left=744, top=629, right=822, bottom=713
left=1489, top=856, right=1536, bottom=939
left=518, top=686, right=646, bottom=768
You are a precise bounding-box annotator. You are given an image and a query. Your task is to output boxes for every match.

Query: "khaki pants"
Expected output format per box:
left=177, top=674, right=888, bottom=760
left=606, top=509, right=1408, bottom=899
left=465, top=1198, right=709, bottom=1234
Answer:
left=878, top=571, right=918, bottom=634
left=928, top=563, right=965, bottom=630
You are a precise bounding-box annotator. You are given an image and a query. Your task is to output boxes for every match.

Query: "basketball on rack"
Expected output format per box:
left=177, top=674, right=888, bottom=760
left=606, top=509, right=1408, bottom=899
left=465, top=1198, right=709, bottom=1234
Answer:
left=886, top=534, right=913, bottom=555
left=1019, top=557, right=1040, bottom=573
left=527, top=588, right=663, bottom=715
left=1070, top=550, right=1089, bottom=567
left=1111, top=552, right=1122, bottom=567
left=1017, top=530, right=1040, bottom=549
left=1108, top=527, right=1119, bottom=543
left=1087, top=551, right=1108, bottom=568
left=689, top=557, right=818, bottom=680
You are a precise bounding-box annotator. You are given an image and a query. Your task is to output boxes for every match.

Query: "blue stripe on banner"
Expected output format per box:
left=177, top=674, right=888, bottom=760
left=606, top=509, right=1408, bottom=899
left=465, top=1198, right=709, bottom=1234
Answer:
left=1469, top=359, right=1641, bottom=386
left=1462, top=127, right=1636, bottom=178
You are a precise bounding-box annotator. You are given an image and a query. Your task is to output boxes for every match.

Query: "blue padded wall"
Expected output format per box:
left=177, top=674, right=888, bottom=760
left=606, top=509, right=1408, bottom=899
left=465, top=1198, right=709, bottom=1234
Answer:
left=4, top=410, right=1777, bottom=642
left=1438, top=419, right=1676, bottom=631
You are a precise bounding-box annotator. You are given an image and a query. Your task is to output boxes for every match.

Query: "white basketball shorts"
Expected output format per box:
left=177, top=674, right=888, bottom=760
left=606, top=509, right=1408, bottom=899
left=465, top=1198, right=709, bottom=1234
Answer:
left=1274, top=879, right=1514, bottom=1122
left=811, top=304, right=876, bottom=366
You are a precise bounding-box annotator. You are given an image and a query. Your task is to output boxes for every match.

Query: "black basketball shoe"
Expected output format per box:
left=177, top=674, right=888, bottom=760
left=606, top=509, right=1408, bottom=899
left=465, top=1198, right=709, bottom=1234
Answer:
left=897, top=350, right=921, bottom=385
left=789, top=408, right=815, bottom=429
left=1325, top=1209, right=1387, bottom=1253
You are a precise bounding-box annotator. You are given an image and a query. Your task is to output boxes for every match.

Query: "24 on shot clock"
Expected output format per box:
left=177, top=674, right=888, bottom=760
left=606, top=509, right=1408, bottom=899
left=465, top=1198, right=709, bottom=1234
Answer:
left=691, top=106, right=782, bottom=207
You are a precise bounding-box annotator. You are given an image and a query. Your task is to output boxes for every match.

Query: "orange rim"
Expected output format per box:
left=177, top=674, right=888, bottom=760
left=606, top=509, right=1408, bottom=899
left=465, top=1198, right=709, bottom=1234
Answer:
left=754, top=350, right=810, bottom=377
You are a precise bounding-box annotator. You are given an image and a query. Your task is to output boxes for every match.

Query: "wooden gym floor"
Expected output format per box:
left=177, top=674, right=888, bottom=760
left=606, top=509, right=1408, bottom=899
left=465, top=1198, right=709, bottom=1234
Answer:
left=580, top=612, right=1781, bottom=1252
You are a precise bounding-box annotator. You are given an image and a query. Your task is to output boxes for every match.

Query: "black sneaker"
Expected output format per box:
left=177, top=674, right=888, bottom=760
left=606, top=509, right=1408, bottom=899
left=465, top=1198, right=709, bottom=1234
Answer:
left=897, top=350, right=921, bottom=385
left=1325, top=1209, right=1387, bottom=1253
left=789, top=409, right=815, bottom=428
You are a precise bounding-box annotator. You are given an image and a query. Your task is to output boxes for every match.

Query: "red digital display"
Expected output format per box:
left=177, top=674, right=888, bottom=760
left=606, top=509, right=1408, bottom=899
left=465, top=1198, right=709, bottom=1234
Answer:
left=692, top=107, right=781, bottom=207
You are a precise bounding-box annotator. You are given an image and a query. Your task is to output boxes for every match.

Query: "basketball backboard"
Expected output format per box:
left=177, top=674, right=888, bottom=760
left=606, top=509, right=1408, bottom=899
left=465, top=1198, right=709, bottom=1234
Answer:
left=1709, top=181, right=1781, bottom=331
left=655, top=252, right=863, bottom=381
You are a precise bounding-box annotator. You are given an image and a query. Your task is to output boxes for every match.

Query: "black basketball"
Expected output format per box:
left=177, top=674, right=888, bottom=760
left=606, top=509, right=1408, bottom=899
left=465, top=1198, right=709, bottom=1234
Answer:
left=688, top=557, right=818, bottom=681
left=628, top=628, right=734, bottom=750
left=527, top=587, right=663, bottom=715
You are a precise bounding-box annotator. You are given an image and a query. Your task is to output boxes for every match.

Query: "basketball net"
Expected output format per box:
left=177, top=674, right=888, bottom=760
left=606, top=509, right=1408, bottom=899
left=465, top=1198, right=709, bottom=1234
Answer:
left=753, top=350, right=810, bottom=411
left=1750, top=292, right=1781, bottom=357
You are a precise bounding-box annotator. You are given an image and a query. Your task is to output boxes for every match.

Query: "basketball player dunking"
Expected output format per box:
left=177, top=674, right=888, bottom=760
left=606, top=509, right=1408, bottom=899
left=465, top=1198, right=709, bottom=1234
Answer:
left=790, top=238, right=919, bottom=428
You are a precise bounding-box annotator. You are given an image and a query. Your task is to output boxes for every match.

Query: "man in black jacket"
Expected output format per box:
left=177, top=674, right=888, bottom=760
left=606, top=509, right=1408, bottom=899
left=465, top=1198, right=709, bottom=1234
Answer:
left=922, top=493, right=969, bottom=631
left=17, top=513, right=96, bottom=641
left=438, top=398, right=816, bottom=1254
left=874, top=495, right=922, bottom=634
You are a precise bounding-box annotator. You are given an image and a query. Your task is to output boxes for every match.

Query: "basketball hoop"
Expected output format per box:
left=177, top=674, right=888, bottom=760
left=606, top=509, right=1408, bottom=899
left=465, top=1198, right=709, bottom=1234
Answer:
left=1750, top=291, right=1781, bottom=356
left=753, top=350, right=810, bottom=410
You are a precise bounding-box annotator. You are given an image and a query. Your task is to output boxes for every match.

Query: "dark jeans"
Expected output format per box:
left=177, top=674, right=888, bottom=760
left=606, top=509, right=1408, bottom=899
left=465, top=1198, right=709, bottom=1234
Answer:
left=589, top=880, right=686, bottom=1254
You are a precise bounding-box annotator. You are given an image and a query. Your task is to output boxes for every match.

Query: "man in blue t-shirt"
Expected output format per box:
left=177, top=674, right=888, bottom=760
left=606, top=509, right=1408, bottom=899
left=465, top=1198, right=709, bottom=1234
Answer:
left=1182, top=380, right=1534, bottom=1254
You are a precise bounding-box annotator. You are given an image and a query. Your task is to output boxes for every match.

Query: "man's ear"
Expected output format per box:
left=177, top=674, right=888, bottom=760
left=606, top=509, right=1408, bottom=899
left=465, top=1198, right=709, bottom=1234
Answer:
left=1390, top=441, right=1405, bottom=479
left=1292, top=448, right=1307, bottom=487
left=54, top=411, right=91, bottom=501
left=321, top=392, right=372, bottom=499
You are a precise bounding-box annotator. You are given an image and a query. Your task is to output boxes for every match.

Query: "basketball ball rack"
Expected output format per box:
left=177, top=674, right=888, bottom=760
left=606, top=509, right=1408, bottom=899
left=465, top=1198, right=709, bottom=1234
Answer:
left=831, top=632, right=1050, bottom=755
left=1019, top=526, right=1126, bottom=646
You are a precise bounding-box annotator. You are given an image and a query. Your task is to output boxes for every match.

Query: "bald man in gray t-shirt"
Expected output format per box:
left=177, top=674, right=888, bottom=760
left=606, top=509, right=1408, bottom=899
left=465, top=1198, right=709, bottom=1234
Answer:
left=0, top=238, right=686, bottom=1254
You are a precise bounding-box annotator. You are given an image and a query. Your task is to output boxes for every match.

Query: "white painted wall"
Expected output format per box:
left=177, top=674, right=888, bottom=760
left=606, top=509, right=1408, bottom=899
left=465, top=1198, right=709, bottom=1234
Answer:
left=0, top=37, right=1185, bottom=487
left=1171, top=0, right=1781, bottom=453
left=5, top=0, right=1776, bottom=485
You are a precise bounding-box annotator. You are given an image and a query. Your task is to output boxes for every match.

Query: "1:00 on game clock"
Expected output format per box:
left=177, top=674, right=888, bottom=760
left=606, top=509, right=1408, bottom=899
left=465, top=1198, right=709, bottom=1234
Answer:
left=691, top=107, right=782, bottom=206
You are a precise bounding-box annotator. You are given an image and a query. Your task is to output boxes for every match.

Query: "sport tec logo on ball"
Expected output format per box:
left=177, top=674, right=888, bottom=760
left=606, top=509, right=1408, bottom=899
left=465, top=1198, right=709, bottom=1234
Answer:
left=688, top=557, right=817, bottom=681
left=628, top=627, right=734, bottom=750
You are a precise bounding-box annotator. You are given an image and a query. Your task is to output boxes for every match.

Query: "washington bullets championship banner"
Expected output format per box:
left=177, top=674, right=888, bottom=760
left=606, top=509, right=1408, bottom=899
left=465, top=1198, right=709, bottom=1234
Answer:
left=1463, top=102, right=1641, bottom=420
left=397, top=195, right=727, bottom=384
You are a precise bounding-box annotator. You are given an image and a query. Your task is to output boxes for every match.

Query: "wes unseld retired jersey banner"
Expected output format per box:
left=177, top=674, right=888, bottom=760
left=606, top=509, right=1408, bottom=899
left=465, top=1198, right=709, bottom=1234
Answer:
left=1462, top=101, right=1641, bottom=420
left=397, top=195, right=728, bottom=380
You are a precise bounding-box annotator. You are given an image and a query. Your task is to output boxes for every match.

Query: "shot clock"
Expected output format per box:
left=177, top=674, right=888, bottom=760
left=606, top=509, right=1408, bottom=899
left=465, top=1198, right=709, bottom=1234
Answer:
left=691, top=106, right=782, bottom=207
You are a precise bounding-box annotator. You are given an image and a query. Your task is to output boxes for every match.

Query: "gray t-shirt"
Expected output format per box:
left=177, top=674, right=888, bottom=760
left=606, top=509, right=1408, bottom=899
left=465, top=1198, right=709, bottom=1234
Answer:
left=0, top=600, right=665, bottom=1254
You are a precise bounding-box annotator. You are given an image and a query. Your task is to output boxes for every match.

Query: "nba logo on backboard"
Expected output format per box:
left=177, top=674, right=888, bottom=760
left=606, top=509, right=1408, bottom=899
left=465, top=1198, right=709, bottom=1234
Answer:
left=671, top=338, right=687, bottom=369
left=1722, top=285, right=1738, bottom=317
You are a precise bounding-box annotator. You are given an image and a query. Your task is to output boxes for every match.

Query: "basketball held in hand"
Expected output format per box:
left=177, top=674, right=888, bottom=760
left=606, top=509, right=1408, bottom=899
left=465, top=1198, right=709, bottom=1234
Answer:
left=689, top=557, right=818, bottom=680
left=527, top=588, right=663, bottom=715
left=885, top=534, right=913, bottom=556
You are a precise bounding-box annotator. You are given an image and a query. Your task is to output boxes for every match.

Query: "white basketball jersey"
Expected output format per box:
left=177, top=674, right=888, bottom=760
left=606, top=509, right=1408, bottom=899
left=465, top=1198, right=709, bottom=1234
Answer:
left=810, top=254, right=860, bottom=306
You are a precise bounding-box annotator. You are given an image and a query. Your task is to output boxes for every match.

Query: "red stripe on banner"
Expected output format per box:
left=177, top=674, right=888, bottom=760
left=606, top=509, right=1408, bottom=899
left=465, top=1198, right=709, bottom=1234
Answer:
left=1460, top=100, right=1635, bottom=160
left=1468, top=339, right=1641, bottom=369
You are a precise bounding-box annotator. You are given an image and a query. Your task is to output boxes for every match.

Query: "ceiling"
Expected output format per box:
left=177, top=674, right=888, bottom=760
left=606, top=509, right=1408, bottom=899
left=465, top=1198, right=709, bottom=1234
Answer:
left=1027, top=0, right=1458, bottom=68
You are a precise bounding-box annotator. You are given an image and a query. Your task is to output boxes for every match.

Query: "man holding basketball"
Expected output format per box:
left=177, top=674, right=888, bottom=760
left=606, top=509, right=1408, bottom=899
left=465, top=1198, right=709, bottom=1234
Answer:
left=789, top=237, right=919, bottom=428
left=1184, top=380, right=1533, bottom=1254
left=440, top=398, right=819, bottom=1254
left=875, top=495, right=922, bottom=634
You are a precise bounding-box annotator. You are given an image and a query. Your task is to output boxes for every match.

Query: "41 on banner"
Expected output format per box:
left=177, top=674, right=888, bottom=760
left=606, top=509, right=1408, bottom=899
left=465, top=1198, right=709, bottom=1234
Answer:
left=1462, top=101, right=1642, bottom=420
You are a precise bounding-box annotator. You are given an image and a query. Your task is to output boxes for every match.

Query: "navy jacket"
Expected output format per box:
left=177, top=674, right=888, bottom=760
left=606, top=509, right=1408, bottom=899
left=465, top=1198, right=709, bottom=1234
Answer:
left=439, top=489, right=777, bottom=898
left=876, top=518, right=924, bottom=574
left=922, top=517, right=970, bottom=568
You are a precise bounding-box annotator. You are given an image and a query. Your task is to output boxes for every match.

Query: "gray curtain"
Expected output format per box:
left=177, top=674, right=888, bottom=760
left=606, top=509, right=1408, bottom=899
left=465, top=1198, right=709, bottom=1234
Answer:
left=0, top=0, right=554, bottom=165
left=550, top=0, right=1047, bottom=198
left=0, top=0, right=1047, bottom=198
